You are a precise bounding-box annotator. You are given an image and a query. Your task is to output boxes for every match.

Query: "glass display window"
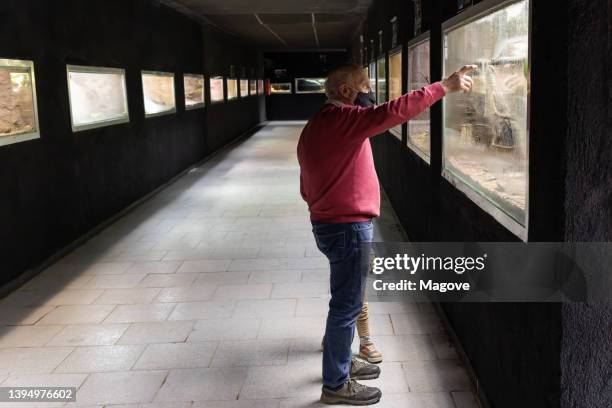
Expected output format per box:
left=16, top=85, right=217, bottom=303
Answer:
left=443, top=0, right=530, bottom=239
left=368, top=62, right=376, bottom=97
left=210, top=76, right=224, bottom=103
left=67, top=65, right=129, bottom=132
left=407, top=33, right=432, bottom=162
left=141, top=71, right=176, bottom=117
left=257, top=79, right=264, bottom=95
left=388, top=49, right=403, bottom=139
left=376, top=57, right=387, bottom=103
left=249, top=79, right=257, bottom=95
left=183, top=74, right=205, bottom=109
left=0, top=58, right=40, bottom=146
left=270, top=83, right=292, bottom=94
left=240, top=79, right=248, bottom=98
left=295, top=78, right=326, bottom=94
left=227, top=79, right=238, bottom=100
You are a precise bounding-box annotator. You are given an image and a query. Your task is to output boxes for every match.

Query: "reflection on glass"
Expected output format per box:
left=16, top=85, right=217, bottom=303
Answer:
left=408, top=37, right=431, bottom=160
left=184, top=74, right=205, bottom=109
left=240, top=79, right=248, bottom=97
left=227, top=79, right=238, bottom=100
left=295, top=78, right=325, bottom=94
left=0, top=60, right=38, bottom=144
left=67, top=66, right=129, bottom=130
left=443, top=0, right=529, bottom=228
left=270, top=83, right=292, bottom=94
left=142, top=71, right=175, bottom=117
left=388, top=51, right=403, bottom=138
left=210, top=76, right=224, bottom=103
left=368, top=62, right=376, bottom=97
left=376, top=57, right=387, bottom=103
left=249, top=80, right=257, bottom=95
left=257, top=79, right=264, bottom=95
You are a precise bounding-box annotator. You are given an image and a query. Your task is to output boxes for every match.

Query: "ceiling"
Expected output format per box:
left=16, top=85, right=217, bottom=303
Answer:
left=160, top=0, right=373, bottom=50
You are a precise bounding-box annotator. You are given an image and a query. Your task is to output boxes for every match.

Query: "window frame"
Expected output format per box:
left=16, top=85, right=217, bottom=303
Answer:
left=183, top=73, right=205, bottom=110
left=406, top=31, right=432, bottom=163
left=294, top=77, right=326, bottom=94
left=141, top=70, right=177, bottom=118
left=0, top=58, right=40, bottom=146
left=270, top=82, right=292, bottom=94
left=209, top=75, right=225, bottom=104
left=387, top=45, right=404, bottom=140
left=441, top=0, right=531, bottom=241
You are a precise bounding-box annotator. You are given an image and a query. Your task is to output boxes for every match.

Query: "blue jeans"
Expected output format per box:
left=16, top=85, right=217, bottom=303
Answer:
left=312, top=220, right=374, bottom=388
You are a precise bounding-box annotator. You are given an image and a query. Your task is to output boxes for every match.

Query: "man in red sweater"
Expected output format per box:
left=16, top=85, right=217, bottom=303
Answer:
left=298, top=63, right=475, bottom=405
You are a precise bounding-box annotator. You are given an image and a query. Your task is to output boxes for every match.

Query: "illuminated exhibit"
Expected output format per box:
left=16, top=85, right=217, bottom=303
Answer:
left=368, top=61, right=376, bottom=96
left=376, top=56, right=387, bottom=103
left=67, top=65, right=129, bottom=131
left=407, top=34, right=431, bottom=161
left=240, top=79, right=248, bottom=97
left=210, top=76, right=224, bottom=102
left=227, top=78, right=238, bottom=100
left=141, top=71, right=176, bottom=117
left=183, top=74, right=204, bottom=108
left=257, top=79, right=264, bottom=95
left=0, top=59, right=39, bottom=145
left=443, top=0, right=529, bottom=232
left=249, top=79, right=257, bottom=95
left=270, top=82, right=291, bottom=94
left=295, top=78, right=325, bottom=94
left=388, top=50, right=402, bottom=138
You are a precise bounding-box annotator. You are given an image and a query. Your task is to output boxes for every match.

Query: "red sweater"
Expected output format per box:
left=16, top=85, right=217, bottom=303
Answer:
left=297, top=82, right=446, bottom=223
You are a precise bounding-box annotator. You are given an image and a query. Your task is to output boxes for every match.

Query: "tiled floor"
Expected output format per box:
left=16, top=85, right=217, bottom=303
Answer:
left=0, top=122, right=478, bottom=408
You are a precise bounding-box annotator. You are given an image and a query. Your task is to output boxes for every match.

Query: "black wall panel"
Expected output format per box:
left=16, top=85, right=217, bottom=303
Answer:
left=0, top=0, right=263, bottom=287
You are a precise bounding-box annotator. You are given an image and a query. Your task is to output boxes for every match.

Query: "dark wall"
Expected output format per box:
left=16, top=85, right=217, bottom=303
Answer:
left=561, top=1, right=612, bottom=407
left=0, top=0, right=263, bottom=288
left=352, top=0, right=570, bottom=407
left=264, top=51, right=347, bottom=120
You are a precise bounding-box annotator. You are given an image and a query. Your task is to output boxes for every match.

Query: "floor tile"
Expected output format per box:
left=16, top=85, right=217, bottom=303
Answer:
left=402, top=360, right=472, bottom=392
left=0, top=347, right=73, bottom=374
left=94, top=288, right=161, bottom=305
left=134, top=342, right=218, bottom=369
left=126, top=261, right=182, bottom=274
left=76, top=370, right=167, bottom=405
left=211, top=339, right=290, bottom=367
left=188, top=318, right=261, bottom=342
left=0, top=325, right=63, bottom=348
left=47, top=324, right=129, bottom=346
left=258, top=317, right=326, bottom=339
left=156, top=286, right=217, bottom=303
left=249, top=270, right=302, bottom=284
left=240, top=363, right=321, bottom=399
left=118, top=321, right=195, bottom=344
left=104, top=304, right=175, bottom=323
left=213, top=284, right=272, bottom=300
left=154, top=368, right=247, bottom=401
left=138, top=273, right=199, bottom=288
left=193, top=400, right=280, bottom=408
left=55, top=345, right=145, bottom=373
left=36, top=305, right=116, bottom=325
left=390, top=313, right=444, bottom=335
left=177, top=260, right=231, bottom=273
left=233, top=299, right=296, bottom=318
left=270, top=283, right=329, bottom=299
left=0, top=305, right=55, bottom=325
left=169, top=301, right=235, bottom=321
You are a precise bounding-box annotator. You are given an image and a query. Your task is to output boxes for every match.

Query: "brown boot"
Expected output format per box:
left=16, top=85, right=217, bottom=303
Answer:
left=321, top=379, right=382, bottom=405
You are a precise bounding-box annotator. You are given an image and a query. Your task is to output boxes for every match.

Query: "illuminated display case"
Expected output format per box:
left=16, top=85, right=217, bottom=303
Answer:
left=210, top=76, right=224, bottom=103
left=257, top=79, right=264, bottom=95
left=141, top=71, right=176, bottom=117
left=0, top=59, right=39, bottom=146
left=443, top=0, right=530, bottom=239
left=376, top=57, right=387, bottom=103
left=240, top=79, right=248, bottom=98
left=407, top=33, right=432, bottom=162
left=295, top=78, right=325, bottom=94
left=270, top=83, right=292, bottom=94
left=183, top=74, right=205, bottom=109
left=227, top=79, right=238, bottom=100
left=249, top=79, right=257, bottom=95
left=388, top=48, right=403, bottom=139
left=368, top=62, right=376, bottom=96
left=67, top=65, right=129, bottom=131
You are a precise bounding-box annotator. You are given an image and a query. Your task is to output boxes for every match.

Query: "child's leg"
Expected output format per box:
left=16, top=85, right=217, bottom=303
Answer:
left=357, top=301, right=383, bottom=363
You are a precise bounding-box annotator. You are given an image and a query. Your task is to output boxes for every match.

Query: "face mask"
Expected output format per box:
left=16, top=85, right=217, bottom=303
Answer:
left=354, top=91, right=376, bottom=107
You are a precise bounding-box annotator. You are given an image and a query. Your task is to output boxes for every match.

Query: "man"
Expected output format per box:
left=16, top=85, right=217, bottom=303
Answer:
left=297, top=63, right=475, bottom=405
